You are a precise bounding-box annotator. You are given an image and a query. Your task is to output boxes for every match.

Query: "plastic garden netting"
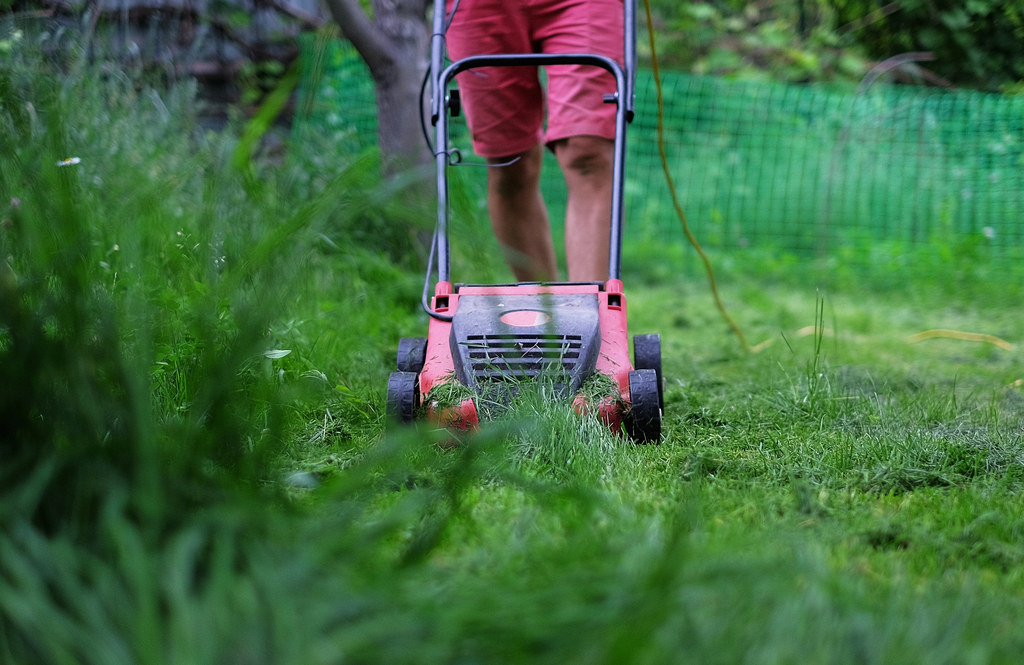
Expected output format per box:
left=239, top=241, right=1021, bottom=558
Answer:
left=296, top=40, right=1024, bottom=277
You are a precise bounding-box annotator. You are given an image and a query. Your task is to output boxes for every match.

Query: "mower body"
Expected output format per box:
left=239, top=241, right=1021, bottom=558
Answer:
left=388, top=279, right=662, bottom=441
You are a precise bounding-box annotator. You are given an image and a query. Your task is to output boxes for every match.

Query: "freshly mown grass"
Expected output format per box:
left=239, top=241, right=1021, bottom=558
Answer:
left=4, top=26, right=1024, bottom=664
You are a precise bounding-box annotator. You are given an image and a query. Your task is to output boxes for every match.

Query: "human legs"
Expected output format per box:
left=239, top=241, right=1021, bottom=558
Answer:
left=487, top=135, right=614, bottom=283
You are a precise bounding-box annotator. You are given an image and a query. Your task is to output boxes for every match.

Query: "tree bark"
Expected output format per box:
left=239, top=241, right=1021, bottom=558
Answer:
left=322, top=0, right=431, bottom=172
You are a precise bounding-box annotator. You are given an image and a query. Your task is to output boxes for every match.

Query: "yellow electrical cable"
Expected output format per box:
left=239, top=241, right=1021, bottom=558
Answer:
left=637, top=4, right=1016, bottom=357
left=908, top=329, right=1013, bottom=350
left=641, top=0, right=750, bottom=352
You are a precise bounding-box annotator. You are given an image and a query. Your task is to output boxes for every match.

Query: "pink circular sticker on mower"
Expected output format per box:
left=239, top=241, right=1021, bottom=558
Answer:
left=500, top=309, right=551, bottom=327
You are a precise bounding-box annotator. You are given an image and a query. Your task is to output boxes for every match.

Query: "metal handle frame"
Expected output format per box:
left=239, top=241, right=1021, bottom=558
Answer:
left=425, top=0, right=637, bottom=317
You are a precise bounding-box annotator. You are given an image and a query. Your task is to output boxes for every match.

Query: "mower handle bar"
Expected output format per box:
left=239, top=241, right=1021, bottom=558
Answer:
left=426, top=1, right=637, bottom=318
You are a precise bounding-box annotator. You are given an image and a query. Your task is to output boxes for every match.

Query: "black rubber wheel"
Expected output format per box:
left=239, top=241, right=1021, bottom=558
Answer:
left=386, top=371, right=419, bottom=423
left=396, top=337, right=428, bottom=373
left=633, top=333, right=663, bottom=410
left=627, top=368, right=662, bottom=443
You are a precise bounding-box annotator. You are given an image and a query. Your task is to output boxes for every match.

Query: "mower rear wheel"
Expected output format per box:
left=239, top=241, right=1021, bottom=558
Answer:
left=386, top=371, right=419, bottom=423
left=627, top=369, right=662, bottom=443
left=633, top=333, right=663, bottom=410
left=396, top=337, right=428, bottom=373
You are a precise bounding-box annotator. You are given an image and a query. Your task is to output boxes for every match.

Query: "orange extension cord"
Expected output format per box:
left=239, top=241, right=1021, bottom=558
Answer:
left=641, top=0, right=750, bottom=352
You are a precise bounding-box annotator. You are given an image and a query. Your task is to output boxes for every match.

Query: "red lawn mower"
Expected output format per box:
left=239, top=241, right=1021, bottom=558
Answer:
left=386, top=0, right=662, bottom=442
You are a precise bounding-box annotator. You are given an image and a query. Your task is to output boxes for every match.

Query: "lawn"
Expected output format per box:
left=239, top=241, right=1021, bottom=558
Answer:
left=3, top=38, right=1024, bottom=665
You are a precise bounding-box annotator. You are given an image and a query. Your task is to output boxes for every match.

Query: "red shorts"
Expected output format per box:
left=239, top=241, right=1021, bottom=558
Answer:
left=444, top=0, right=624, bottom=158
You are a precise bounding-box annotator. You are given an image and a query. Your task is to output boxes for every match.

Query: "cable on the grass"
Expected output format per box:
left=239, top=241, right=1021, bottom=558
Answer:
left=641, top=0, right=750, bottom=352
left=908, top=329, right=1013, bottom=350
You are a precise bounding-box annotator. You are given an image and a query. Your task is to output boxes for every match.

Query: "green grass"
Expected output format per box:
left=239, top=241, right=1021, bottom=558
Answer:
left=4, top=29, right=1024, bottom=664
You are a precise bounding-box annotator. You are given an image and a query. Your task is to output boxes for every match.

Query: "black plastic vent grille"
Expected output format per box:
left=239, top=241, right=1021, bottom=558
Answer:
left=465, top=334, right=583, bottom=382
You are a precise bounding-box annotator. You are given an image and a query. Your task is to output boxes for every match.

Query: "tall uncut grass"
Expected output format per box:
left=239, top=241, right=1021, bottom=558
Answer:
left=4, top=22, right=1024, bottom=665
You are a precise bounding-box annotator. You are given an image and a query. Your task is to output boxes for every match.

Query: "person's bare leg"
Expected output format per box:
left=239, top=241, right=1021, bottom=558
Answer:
left=553, top=135, right=614, bottom=282
left=487, top=143, right=558, bottom=281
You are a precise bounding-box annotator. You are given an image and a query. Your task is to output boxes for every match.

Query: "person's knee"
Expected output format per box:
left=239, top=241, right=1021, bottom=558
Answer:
left=554, top=136, right=613, bottom=178
left=488, top=146, right=543, bottom=198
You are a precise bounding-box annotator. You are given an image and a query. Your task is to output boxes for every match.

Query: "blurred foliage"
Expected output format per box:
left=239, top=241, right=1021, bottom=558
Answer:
left=644, top=0, right=1024, bottom=91
left=0, top=23, right=419, bottom=547
left=828, top=0, right=1024, bottom=91
left=643, top=0, right=872, bottom=83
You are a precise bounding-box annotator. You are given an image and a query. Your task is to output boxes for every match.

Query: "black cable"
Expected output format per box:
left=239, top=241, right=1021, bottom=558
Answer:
left=445, top=0, right=461, bottom=32
left=419, top=67, right=433, bottom=153
left=420, top=0, right=463, bottom=154
left=421, top=228, right=454, bottom=321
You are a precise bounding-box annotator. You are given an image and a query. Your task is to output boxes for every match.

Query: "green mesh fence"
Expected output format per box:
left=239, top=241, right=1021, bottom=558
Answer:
left=296, top=40, right=1024, bottom=276
left=629, top=75, right=1024, bottom=268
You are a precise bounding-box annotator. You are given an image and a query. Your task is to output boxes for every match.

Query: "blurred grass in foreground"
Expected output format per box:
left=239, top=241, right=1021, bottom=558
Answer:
left=4, top=24, right=1024, bottom=665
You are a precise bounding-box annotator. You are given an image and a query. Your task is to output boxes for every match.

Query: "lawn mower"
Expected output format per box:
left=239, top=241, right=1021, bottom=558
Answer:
left=385, top=0, right=662, bottom=442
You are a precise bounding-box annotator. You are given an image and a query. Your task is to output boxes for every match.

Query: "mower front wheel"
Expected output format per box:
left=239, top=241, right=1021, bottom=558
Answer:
left=386, top=371, right=419, bottom=423
left=626, top=368, right=662, bottom=443
left=633, top=333, right=663, bottom=410
left=396, top=337, right=428, bottom=373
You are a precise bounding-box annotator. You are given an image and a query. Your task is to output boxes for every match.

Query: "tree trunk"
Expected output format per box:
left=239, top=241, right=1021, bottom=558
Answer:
left=322, top=0, right=431, bottom=173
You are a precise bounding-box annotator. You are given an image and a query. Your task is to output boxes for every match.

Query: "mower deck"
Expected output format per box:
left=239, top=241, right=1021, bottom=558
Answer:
left=386, top=279, right=662, bottom=442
